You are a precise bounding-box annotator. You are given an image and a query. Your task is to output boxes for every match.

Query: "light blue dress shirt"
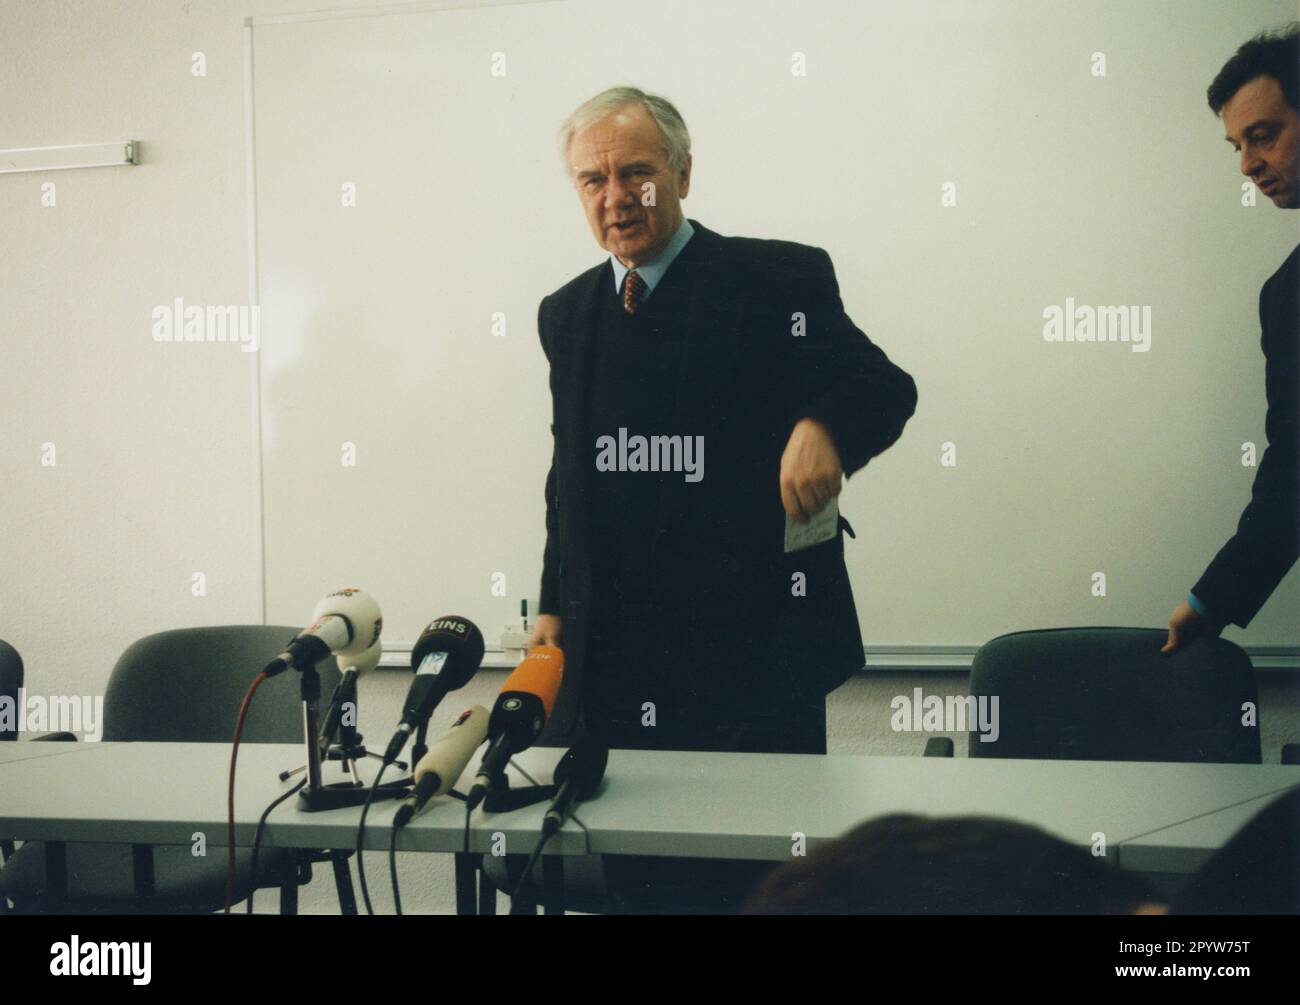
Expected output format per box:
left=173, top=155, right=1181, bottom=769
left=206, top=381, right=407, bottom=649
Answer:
left=610, top=217, right=695, bottom=301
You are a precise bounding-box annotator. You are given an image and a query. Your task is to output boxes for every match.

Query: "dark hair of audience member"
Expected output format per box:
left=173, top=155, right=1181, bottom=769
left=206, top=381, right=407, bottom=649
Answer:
left=741, top=814, right=1162, bottom=915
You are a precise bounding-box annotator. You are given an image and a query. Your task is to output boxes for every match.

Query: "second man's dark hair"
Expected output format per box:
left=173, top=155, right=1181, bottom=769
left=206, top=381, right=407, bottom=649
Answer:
left=1207, top=23, right=1300, bottom=114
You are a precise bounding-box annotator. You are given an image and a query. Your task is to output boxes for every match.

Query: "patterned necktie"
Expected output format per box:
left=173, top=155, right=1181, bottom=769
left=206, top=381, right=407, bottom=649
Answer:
left=623, top=269, right=647, bottom=315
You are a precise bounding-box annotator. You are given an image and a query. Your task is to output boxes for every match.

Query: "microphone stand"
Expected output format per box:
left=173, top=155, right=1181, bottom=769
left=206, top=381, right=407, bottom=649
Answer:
left=301, top=664, right=324, bottom=794
left=482, top=768, right=557, bottom=813
left=410, top=720, right=430, bottom=767
left=319, top=671, right=392, bottom=782
left=278, top=662, right=413, bottom=812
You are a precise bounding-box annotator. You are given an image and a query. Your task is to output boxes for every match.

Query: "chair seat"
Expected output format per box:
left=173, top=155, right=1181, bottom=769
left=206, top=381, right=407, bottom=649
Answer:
left=482, top=852, right=775, bottom=914
left=0, top=841, right=298, bottom=914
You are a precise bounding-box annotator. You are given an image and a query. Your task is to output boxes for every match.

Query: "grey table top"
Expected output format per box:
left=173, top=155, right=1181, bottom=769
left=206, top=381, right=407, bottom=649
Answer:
left=3, top=742, right=1296, bottom=867
left=0, top=741, right=583, bottom=855
left=0, top=740, right=118, bottom=765
left=571, top=750, right=1300, bottom=861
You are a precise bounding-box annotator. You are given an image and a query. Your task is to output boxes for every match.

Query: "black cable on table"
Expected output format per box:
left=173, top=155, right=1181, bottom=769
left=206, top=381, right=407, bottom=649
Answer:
left=508, top=831, right=553, bottom=911
left=355, top=761, right=389, bottom=916
left=246, top=777, right=307, bottom=914
left=503, top=757, right=592, bottom=913
left=389, top=823, right=403, bottom=916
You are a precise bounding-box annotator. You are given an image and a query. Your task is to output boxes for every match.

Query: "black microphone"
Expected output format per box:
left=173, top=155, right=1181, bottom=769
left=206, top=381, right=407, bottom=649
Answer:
left=542, top=737, right=609, bottom=839
left=382, top=616, right=484, bottom=765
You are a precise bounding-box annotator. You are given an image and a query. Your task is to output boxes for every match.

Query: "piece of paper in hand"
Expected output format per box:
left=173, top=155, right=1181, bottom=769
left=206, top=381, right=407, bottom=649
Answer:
left=784, top=497, right=839, bottom=554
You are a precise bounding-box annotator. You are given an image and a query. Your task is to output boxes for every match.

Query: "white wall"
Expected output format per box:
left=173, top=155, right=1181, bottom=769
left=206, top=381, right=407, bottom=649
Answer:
left=248, top=0, right=1300, bottom=649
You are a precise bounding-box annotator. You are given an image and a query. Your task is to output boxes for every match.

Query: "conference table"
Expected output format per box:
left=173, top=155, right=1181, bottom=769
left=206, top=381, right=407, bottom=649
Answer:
left=1, top=741, right=1296, bottom=913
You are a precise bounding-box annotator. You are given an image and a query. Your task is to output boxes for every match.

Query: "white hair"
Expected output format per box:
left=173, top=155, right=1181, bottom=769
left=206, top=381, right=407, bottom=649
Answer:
left=557, top=85, right=691, bottom=174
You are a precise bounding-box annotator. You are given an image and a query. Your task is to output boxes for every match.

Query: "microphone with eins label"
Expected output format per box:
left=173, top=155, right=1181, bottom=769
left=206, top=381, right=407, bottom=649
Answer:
left=382, top=616, right=484, bottom=765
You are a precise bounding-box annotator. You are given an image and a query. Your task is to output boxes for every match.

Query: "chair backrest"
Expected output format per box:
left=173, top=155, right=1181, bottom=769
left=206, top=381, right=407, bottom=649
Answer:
left=0, top=639, right=22, bottom=743
left=967, top=627, right=1260, bottom=763
left=102, top=626, right=343, bottom=744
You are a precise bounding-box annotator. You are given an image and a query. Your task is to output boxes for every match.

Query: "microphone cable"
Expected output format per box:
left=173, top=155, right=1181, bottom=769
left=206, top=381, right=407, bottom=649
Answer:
left=389, top=785, right=467, bottom=916
left=226, top=671, right=269, bottom=914
left=355, top=761, right=390, bottom=916
left=508, top=831, right=553, bottom=912
left=462, top=757, right=542, bottom=862
left=389, top=824, right=403, bottom=916
left=499, top=759, right=592, bottom=915
left=456, top=757, right=554, bottom=914
left=245, top=777, right=307, bottom=914
left=510, top=757, right=541, bottom=788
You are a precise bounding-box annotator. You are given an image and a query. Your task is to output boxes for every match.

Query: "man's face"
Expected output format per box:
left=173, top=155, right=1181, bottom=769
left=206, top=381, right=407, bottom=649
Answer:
left=1222, top=74, right=1300, bottom=208
left=568, top=104, right=691, bottom=268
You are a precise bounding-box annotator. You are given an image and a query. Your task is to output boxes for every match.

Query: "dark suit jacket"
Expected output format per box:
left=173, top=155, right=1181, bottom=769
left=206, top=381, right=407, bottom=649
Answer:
left=1193, top=243, right=1300, bottom=628
left=536, top=219, right=917, bottom=740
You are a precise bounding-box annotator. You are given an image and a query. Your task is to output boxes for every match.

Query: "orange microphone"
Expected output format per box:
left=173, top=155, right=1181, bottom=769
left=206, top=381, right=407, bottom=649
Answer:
left=465, top=646, right=565, bottom=810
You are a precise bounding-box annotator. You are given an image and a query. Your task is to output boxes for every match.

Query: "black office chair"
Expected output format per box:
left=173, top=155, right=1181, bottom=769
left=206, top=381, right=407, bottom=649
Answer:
left=923, top=627, right=1295, bottom=764
left=480, top=848, right=609, bottom=915
left=1, top=638, right=20, bottom=867
left=1, top=638, right=19, bottom=747
left=0, top=626, right=356, bottom=914
left=1, top=639, right=76, bottom=870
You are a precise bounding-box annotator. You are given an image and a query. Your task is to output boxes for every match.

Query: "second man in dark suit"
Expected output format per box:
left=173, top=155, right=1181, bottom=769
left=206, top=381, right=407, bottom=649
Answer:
left=1165, top=26, right=1300, bottom=653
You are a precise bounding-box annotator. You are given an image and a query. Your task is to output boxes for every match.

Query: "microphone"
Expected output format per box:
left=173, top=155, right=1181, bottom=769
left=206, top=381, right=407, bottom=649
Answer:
left=466, top=646, right=565, bottom=811
left=337, top=640, right=384, bottom=675
left=317, top=640, right=383, bottom=758
left=382, top=616, right=484, bottom=765
left=264, top=588, right=383, bottom=678
left=392, top=706, right=490, bottom=827
left=542, top=737, right=609, bottom=839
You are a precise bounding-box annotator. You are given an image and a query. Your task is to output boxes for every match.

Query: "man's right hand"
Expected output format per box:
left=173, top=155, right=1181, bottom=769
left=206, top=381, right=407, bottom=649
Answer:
left=1161, top=600, right=1219, bottom=654
left=528, top=613, right=563, bottom=649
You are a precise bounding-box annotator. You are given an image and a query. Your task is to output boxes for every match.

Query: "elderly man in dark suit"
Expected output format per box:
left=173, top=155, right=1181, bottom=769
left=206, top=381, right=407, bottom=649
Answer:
left=1165, top=25, right=1300, bottom=653
left=528, top=85, right=916, bottom=762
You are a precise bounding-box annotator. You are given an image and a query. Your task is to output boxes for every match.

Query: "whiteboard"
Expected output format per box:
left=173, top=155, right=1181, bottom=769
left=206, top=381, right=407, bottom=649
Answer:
left=249, top=0, right=1300, bottom=655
